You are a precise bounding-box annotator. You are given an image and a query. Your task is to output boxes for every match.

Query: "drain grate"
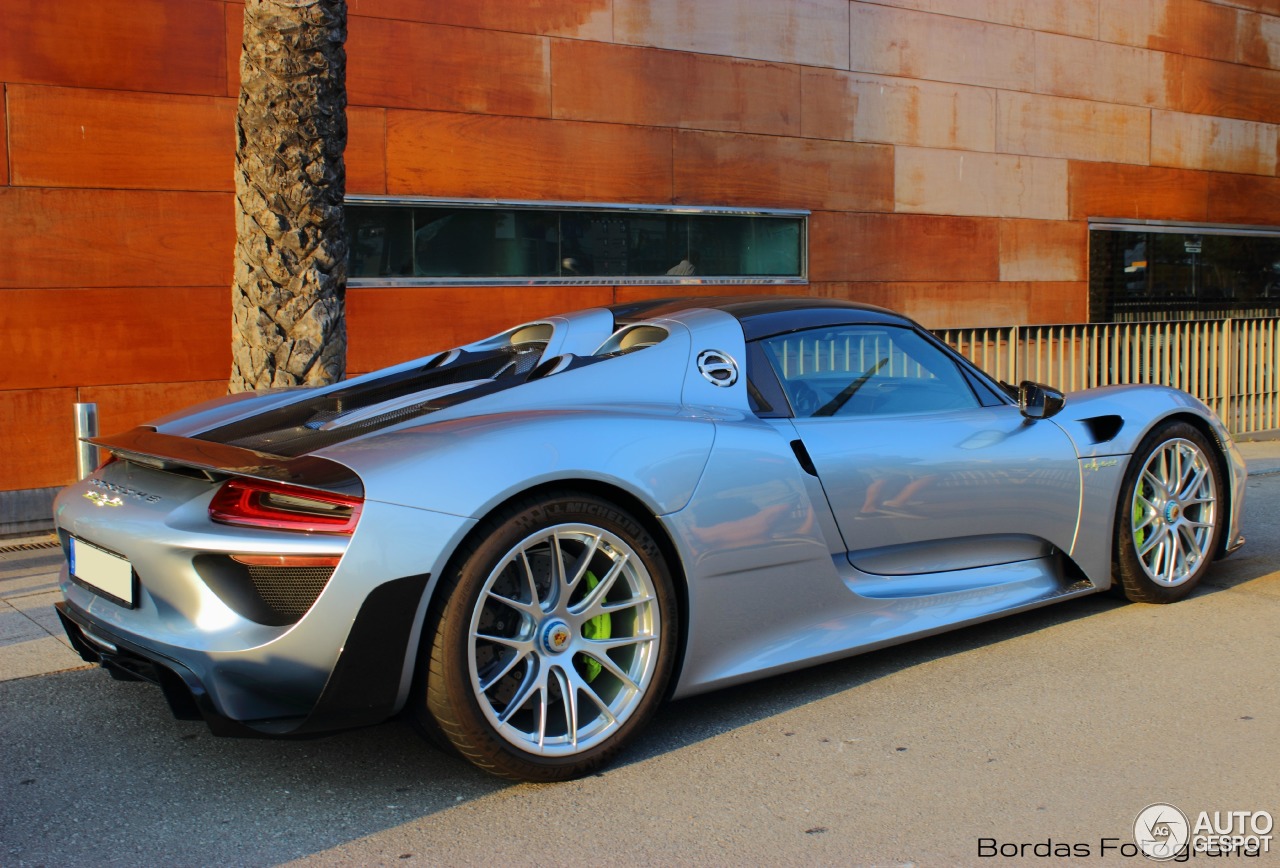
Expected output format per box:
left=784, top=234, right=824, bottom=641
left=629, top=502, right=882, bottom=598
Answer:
left=0, top=537, right=60, bottom=555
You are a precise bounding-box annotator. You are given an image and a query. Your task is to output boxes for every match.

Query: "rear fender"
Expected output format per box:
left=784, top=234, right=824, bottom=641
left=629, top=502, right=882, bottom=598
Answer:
left=328, top=409, right=719, bottom=520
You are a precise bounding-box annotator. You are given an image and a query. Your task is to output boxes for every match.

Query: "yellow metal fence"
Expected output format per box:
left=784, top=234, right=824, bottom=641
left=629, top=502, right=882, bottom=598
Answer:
left=935, top=318, right=1280, bottom=436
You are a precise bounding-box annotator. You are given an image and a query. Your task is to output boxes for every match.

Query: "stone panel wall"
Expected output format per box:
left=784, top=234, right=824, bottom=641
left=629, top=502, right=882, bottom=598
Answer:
left=2, top=0, right=1279, bottom=497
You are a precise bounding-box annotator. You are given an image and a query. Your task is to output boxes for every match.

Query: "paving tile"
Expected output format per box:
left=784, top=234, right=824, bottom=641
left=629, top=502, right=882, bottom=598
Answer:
left=0, top=547, right=64, bottom=597
left=0, top=603, right=46, bottom=645
left=1238, top=441, right=1280, bottom=476
left=7, top=590, right=68, bottom=641
left=0, top=635, right=90, bottom=682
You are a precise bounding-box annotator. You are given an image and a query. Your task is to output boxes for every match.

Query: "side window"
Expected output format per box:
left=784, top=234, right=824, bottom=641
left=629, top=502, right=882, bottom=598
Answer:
left=758, top=326, right=981, bottom=418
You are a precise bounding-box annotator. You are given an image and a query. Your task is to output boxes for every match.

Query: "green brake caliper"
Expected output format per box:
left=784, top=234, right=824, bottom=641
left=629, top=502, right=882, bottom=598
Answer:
left=1134, top=489, right=1146, bottom=549
left=580, top=570, right=612, bottom=683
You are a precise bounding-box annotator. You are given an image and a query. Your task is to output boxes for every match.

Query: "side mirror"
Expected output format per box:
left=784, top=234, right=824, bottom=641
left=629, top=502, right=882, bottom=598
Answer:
left=1018, top=381, right=1065, bottom=420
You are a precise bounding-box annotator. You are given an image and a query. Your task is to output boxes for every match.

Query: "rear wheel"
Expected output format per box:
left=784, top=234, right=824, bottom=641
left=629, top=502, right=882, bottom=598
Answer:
left=418, top=492, right=676, bottom=781
left=1114, top=422, right=1223, bottom=603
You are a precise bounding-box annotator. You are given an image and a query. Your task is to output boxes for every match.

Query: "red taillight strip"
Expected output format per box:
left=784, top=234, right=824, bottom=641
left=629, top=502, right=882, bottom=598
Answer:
left=209, top=478, right=363, bottom=535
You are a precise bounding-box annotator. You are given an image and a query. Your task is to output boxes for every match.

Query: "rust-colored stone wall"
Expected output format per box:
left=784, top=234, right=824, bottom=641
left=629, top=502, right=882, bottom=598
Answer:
left=2, top=0, right=1279, bottom=493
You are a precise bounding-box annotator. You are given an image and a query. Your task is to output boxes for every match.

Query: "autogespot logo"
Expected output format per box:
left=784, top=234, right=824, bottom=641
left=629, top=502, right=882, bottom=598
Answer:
left=977, top=803, right=1273, bottom=860
left=1134, top=804, right=1191, bottom=861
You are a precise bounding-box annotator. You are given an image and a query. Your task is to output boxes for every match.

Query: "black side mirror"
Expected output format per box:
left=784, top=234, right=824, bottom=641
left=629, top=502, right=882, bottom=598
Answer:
left=1018, top=381, right=1065, bottom=420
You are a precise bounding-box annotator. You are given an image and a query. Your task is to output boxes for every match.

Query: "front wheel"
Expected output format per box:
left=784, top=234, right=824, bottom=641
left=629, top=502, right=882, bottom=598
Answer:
left=1114, top=422, right=1224, bottom=603
left=419, top=492, right=677, bottom=781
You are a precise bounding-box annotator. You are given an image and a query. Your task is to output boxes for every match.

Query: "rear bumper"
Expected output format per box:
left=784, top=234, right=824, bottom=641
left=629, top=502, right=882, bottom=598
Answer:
left=56, top=568, right=431, bottom=738
left=57, top=601, right=265, bottom=735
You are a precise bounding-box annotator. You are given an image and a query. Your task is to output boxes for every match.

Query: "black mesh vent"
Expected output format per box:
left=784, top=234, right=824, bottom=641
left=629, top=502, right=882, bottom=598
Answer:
left=246, top=565, right=335, bottom=622
left=193, top=555, right=336, bottom=626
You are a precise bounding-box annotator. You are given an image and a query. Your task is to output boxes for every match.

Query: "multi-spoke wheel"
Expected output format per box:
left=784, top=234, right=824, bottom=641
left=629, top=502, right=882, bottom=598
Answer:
left=1114, top=422, right=1224, bottom=603
left=419, top=492, right=676, bottom=781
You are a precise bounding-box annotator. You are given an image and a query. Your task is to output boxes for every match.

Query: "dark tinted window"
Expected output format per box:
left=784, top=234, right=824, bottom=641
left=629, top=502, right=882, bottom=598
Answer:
left=348, top=203, right=805, bottom=281
left=1090, top=229, right=1280, bottom=322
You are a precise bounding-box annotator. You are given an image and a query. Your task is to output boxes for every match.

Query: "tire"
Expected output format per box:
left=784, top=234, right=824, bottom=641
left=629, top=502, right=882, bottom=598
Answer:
left=1113, top=422, right=1224, bottom=603
left=417, top=491, right=677, bottom=781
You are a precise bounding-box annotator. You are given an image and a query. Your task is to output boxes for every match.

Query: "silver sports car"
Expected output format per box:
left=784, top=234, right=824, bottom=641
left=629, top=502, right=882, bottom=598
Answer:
left=54, top=297, right=1246, bottom=780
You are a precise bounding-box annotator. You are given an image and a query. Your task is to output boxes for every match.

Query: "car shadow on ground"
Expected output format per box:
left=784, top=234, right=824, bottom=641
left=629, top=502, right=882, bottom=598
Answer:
left=629, top=504, right=1280, bottom=771
left=0, top=588, right=1119, bottom=866
left=627, top=590, right=1127, bottom=765
left=5, top=542, right=1273, bottom=866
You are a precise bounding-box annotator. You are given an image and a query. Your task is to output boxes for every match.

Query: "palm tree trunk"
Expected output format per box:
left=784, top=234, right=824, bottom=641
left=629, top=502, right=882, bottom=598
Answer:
left=230, top=0, right=348, bottom=392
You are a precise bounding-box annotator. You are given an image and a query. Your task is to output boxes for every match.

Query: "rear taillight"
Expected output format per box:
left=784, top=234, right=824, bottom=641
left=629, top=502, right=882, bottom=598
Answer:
left=209, top=478, right=363, bottom=535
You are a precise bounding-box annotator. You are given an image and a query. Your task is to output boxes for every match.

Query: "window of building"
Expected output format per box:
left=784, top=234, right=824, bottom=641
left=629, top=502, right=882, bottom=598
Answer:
left=1089, top=222, right=1280, bottom=322
left=346, top=198, right=807, bottom=285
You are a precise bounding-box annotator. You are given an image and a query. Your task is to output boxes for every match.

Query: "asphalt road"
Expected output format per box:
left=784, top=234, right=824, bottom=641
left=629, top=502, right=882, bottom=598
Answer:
left=3, top=474, right=1279, bottom=867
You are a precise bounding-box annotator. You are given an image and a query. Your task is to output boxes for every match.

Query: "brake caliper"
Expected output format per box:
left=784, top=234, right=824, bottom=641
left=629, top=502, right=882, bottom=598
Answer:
left=580, top=570, right=611, bottom=683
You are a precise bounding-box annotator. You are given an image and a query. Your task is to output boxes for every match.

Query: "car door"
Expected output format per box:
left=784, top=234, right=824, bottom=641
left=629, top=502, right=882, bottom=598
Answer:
left=756, top=324, right=1082, bottom=578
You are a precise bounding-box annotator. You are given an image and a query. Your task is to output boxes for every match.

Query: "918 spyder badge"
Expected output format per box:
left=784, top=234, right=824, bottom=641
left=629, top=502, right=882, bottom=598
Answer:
left=83, top=491, right=123, bottom=508
left=87, top=477, right=161, bottom=504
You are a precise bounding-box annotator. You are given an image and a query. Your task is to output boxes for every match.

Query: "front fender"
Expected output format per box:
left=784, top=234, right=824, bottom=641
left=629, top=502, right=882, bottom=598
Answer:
left=1052, top=384, right=1246, bottom=582
left=1053, top=384, right=1227, bottom=458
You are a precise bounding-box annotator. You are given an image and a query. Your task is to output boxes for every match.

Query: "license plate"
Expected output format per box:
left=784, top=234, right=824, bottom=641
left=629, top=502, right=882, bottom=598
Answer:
left=69, top=537, right=135, bottom=608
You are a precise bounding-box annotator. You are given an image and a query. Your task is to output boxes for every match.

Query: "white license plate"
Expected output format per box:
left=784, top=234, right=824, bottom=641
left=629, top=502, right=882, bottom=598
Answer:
left=69, top=537, right=135, bottom=607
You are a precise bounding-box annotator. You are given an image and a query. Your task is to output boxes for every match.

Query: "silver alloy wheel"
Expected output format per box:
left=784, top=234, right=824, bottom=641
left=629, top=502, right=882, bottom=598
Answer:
left=1130, top=437, right=1218, bottom=587
left=466, top=523, right=660, bottom=756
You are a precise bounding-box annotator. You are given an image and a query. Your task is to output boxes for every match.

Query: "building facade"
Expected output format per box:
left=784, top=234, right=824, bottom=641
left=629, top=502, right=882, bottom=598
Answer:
left=3, top=0, right=1280, bottom=527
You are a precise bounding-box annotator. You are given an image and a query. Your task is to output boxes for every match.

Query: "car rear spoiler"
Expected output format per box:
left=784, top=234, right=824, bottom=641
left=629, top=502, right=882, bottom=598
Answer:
left=88, top=427, right=364, bottom=497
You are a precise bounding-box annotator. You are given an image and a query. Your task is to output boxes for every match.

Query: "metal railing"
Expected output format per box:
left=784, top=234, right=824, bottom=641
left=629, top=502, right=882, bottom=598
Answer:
left=935, top=317, right=1280, bottom=436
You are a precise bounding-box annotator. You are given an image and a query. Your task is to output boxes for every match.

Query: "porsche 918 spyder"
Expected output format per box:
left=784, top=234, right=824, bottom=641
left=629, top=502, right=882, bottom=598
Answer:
left=53, top=296, right=1246, bottom=780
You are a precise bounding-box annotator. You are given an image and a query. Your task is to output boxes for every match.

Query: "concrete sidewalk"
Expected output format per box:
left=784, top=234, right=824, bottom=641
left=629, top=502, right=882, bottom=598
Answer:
left=5, top=436, right=1280, bottom=684
left=1239, top=435, right=1280, bottom=475
left=0, top=537, right=89, bottom=681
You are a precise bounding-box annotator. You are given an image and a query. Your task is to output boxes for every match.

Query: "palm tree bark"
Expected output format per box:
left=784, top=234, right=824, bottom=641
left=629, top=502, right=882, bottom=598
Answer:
left=230, top=0, right=347, bottom=392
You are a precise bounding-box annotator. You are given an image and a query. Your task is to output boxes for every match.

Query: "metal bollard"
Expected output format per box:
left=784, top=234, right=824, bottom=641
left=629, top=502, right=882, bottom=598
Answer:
left=74, top=402, right=100, bottom=480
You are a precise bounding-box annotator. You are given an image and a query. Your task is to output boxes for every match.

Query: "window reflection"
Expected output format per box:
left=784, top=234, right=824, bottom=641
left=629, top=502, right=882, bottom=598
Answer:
left=760, top=326, right=979, bottom=418
left=347, top=203, right=805, bottom=281
left=1090, top=229, right=1280, bottom=322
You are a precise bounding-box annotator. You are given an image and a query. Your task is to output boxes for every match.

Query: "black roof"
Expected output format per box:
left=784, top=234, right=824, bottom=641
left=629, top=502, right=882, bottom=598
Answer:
left=609, top=295, right=910, bottom=341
